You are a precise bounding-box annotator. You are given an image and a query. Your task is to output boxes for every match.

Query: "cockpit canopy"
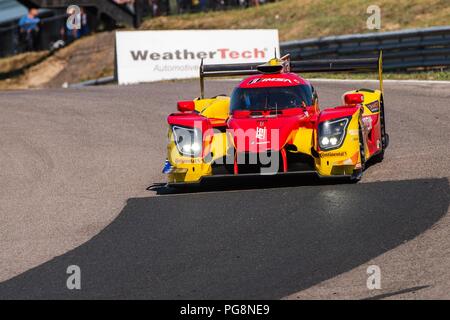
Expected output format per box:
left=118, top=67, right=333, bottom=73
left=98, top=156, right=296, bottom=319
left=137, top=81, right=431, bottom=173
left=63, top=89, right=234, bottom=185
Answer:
left=230, top=84, right=313, bottom=112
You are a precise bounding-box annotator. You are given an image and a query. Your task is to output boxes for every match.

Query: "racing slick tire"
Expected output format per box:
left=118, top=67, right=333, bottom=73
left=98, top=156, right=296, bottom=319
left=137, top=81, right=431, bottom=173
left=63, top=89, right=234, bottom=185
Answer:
left=372, top=100, right=389, bottom=163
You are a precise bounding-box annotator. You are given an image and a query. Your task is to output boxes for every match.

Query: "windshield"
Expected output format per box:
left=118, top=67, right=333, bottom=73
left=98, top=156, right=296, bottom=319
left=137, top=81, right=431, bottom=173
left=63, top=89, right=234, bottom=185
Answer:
left=230, top=85, right=313, bottom=111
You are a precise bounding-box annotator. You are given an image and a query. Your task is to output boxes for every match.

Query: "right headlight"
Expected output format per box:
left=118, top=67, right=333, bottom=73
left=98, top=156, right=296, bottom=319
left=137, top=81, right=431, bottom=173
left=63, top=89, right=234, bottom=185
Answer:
left=172, top=125, right=202, bottom=157
left=318, top=117, right=350, bottom=150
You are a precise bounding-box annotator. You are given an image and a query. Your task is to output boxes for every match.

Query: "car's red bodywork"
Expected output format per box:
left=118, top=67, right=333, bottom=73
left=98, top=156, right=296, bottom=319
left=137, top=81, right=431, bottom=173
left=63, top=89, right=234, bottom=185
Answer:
left=164, top=55, right=388, bottom=185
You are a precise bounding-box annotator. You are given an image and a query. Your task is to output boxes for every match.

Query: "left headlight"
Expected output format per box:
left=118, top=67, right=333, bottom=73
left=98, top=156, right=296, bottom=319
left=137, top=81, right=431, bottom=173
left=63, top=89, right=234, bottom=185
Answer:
left=318, top=117, right=350, bottom=150
left=172, top=126, right=202, bottom=157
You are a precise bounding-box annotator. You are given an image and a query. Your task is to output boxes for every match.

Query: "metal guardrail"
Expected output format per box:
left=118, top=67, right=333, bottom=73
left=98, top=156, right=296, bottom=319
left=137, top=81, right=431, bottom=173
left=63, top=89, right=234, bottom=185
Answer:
left=280, top=26, right=450, bottom=71
left=72, top=26, right=450, bottom=88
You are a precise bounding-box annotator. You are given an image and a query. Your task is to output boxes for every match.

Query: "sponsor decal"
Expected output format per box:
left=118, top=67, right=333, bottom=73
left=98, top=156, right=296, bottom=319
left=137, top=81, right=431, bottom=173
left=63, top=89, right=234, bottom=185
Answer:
left=130, top=48, right=267, bottom=61
left=175, top=158, right=202, bottom=164
left=256, top=127, right=267, bottom=140
left=248, top=77, right=293, bottom=85
left=116, top=30, right=279, bottom=84
left=365, top=100, right=380, bottom=113
left=320, top=151, right=347, bottom=158
left=333, top=151, right=359, bottom=165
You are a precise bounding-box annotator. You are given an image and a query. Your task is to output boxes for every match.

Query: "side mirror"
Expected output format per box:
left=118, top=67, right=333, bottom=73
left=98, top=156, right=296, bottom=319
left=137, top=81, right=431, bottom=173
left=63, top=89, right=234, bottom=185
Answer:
left=177, top=100, right=195, bottom=112
left=343, top=93, right=364, bottom=105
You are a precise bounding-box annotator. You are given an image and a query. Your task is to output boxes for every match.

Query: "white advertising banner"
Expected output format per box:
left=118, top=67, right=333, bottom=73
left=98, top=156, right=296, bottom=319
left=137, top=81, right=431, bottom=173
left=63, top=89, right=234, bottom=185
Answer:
left=115, top=29, right=279, bottom=85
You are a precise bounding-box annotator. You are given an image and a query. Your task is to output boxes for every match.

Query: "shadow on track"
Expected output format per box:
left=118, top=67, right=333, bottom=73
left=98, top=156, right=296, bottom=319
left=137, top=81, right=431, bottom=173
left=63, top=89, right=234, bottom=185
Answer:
left=0, top=178, right=448, bottom=299
left=148, top=173, right=348, bottom=195
left=362, top=285, right=430, bottom=300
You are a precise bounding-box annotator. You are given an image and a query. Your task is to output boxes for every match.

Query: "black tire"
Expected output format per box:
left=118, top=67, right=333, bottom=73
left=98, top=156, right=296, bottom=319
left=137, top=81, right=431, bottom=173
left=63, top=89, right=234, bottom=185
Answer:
left=372, top=98, right=388, bottom=163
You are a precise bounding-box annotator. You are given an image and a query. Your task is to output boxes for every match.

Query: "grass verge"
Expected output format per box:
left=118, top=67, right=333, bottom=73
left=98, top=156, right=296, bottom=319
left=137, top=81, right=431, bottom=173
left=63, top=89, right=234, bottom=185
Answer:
left=141, top=0, right=450, bottom=41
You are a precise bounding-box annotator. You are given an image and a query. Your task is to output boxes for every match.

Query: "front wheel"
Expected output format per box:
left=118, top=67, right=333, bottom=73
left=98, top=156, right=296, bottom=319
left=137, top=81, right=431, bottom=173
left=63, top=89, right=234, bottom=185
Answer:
left=372, top=99, right=389, bottom=163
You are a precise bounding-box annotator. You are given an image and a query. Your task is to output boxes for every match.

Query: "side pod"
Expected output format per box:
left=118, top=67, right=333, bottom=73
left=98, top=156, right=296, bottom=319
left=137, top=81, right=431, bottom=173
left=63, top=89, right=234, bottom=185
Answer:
left=314, top=106, right=363, bottom=177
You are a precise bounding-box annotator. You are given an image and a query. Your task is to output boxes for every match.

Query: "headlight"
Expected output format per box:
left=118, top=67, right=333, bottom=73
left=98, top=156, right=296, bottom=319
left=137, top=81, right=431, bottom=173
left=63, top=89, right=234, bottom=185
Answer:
left=172, top=126, right=202, bottom=157
left=318, top=117, right=350, bottom=150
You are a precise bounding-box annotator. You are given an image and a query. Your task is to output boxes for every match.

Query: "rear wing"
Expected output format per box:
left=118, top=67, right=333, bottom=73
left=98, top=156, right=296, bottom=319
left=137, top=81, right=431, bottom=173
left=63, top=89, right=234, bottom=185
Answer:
left=199, top=51, right=383, bottom=98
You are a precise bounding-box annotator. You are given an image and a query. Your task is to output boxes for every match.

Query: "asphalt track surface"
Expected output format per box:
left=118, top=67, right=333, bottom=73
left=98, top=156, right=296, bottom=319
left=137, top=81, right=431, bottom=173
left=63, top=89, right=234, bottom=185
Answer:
left=0, top=80, right=449, bottom=299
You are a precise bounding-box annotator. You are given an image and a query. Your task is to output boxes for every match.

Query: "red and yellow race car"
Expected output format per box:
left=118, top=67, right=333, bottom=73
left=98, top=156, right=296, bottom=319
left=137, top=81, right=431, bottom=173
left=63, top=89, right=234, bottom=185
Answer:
left=163, top=53, right=389, bottom=185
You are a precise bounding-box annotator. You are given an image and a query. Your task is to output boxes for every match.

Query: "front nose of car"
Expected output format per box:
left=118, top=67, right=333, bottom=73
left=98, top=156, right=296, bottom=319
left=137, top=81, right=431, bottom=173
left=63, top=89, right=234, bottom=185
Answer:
left=228, top=112, right=302, bottom=153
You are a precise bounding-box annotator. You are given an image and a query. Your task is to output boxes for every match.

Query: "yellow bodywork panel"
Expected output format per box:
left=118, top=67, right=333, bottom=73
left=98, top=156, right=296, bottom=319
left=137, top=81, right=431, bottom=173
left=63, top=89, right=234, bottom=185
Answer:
left=291, top=127, right=314, bottom=156
left=167, top=135, right=212, bottom=184
left=343, top=89, right=383, bottom=159
left=315, top=88, right=382, bottom=176
left=208, top=132, right=229, bottom=163
left=195, top=96, right=230, bottom=120
left=167, top=97, right=230, bottom=183
left=314, top=112, right=362, bottom=176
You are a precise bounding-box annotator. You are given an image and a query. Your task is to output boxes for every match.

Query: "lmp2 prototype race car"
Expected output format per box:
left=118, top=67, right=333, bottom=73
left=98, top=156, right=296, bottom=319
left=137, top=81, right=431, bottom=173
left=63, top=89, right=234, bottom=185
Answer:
left=163, top=53, right=389, bottom=185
